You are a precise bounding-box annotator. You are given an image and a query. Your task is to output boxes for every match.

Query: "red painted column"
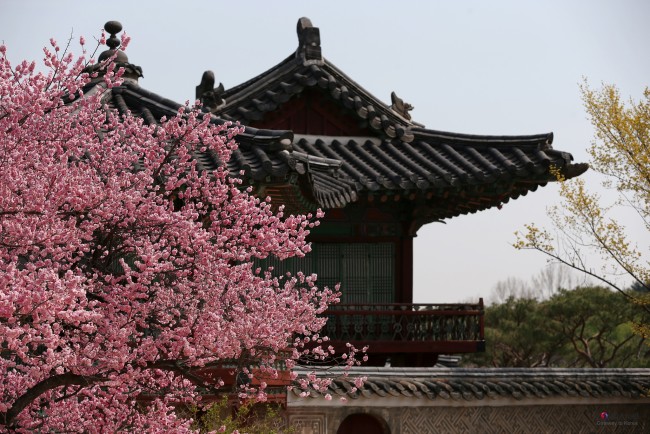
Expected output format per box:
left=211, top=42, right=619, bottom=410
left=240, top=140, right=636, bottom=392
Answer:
left=397, top=236, right=413, bottom=303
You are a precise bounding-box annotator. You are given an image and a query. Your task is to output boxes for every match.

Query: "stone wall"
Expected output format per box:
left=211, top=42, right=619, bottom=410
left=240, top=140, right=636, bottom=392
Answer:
left=288, top=403, right=649, bottom=434
left=287, top=368, right=650, bottom=433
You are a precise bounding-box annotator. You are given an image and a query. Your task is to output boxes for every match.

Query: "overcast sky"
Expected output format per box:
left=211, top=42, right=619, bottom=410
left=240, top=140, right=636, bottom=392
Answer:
left=2, top=0, right=649, bottom=303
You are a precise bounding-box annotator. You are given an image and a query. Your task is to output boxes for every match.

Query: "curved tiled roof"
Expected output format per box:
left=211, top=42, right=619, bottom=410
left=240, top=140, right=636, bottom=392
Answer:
left=195, top=17, right=588, bottom=218
left=291, top=132, right=587, bottom=220
left=290, top=368, right=650, bottom=402
left=105, top=81, right=294, bottom=150
left=90, top=16, right=588, bottom=219
left=99, top=80, right=588, bottom=219
left=218, top=57, right=416, bottom=142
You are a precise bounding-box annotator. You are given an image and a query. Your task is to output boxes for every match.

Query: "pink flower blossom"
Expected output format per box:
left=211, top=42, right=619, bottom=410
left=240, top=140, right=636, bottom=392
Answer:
left=0, top=31, right=360, bottom=432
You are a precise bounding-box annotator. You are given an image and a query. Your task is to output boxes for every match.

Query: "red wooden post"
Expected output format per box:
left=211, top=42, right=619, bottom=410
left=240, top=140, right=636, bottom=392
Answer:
left=479, top=297, right=485, bottom=341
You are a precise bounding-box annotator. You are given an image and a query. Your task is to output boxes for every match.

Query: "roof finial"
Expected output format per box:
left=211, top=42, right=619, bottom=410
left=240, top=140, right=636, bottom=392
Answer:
left=296, top=17, right=322, bottom=65
left=99, top=21, right=128, bottom=63
left=91, top=20, right=142, bottom=81
left=104, top=21, right=122, bottom=50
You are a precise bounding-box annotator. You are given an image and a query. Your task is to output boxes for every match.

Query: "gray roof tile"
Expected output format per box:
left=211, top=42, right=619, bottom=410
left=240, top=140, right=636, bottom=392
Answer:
left=290, top=368, right=650, bottom=402
left=88, top=15, right=588, bottom=220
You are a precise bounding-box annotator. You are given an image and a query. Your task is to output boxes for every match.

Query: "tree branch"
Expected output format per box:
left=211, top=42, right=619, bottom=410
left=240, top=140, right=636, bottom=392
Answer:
left=1, top=373, right=105, bottom=428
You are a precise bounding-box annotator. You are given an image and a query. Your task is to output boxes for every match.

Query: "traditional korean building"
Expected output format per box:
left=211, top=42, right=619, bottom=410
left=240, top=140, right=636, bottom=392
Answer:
left=89, top=19, right=648, bottom=434
left=194, top=17, right=589, bottom=367
left=93, top=18, right=591, bottom=367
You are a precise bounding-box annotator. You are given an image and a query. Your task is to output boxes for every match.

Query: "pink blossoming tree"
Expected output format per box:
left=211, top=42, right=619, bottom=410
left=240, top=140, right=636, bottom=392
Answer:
left=0, top=34, right=357, bottom=432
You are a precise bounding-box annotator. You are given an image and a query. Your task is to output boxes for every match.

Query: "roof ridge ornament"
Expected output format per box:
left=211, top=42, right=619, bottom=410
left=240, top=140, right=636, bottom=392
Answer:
left=103, top=21, right=122, bottom=53
left=296, top=17, right=322, bottom=65
left=196, top=70, right=225, bottom=112
left=390, top=91, right=414, bottom=121
left=90, top=20, right=143, bottom=82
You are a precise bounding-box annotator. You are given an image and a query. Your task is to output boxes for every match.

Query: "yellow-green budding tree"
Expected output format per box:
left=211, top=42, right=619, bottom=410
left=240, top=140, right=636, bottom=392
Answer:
left=515, top=82, right=650, bottom=337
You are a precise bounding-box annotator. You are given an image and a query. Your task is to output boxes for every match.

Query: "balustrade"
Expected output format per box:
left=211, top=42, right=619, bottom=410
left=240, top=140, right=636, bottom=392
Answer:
left=322, top=301, right=484, bottom=355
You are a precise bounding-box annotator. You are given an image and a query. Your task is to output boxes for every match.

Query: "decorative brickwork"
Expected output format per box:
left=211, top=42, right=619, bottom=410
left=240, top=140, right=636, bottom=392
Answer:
left=288, top=413, right=326, bottom=434
left=287, top=368, right=650, bottom=433
left=398, top=404, right=648, bottom=434
left=286, top=404, right=649, bottom=434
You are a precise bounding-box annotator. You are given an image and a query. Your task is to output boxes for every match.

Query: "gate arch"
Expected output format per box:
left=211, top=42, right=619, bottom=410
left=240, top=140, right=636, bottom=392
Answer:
left=337, top=413, right=390, bottom=434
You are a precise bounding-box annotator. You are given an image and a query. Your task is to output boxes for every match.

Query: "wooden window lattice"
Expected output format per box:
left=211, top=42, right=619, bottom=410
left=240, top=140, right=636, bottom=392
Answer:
left=255, top=243, right=395, bottom=304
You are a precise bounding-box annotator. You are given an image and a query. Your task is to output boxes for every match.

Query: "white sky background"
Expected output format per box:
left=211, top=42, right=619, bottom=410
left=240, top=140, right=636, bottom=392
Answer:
left=2, top=0, right=649, bottom=303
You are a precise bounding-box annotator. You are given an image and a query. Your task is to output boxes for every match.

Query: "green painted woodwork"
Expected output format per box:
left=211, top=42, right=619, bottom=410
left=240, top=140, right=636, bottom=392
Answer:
left=255, top=242, right=396, bottom=304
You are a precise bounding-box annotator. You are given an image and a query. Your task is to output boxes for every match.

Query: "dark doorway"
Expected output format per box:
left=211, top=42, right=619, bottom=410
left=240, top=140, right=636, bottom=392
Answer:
left=337, top=413, right=388, bottom=434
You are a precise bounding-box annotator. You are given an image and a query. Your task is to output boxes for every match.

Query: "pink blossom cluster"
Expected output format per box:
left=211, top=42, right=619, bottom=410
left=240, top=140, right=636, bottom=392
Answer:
left=0, top=37, right=352, bottom=432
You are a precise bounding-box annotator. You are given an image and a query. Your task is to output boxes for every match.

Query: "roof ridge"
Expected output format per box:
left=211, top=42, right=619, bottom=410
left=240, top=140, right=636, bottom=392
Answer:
left=294, top=367, right=650, bottom=377
left=216, top=56, right=416, bottom=141
left=412, top=127, right=554, bottom=147
left=221, top=53, right=297, bottom=99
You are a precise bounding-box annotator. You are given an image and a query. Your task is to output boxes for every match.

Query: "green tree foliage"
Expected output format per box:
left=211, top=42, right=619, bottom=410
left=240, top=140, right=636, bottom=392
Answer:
left=472, top=297, right=565, bottom=367
left=546, top=287, right=648, bottom=367
left=465, top=287, right=649, bottom=368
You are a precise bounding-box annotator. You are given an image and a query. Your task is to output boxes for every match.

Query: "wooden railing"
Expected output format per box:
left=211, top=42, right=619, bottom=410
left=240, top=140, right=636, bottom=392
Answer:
left=322, top=300, right=485, bottom=358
